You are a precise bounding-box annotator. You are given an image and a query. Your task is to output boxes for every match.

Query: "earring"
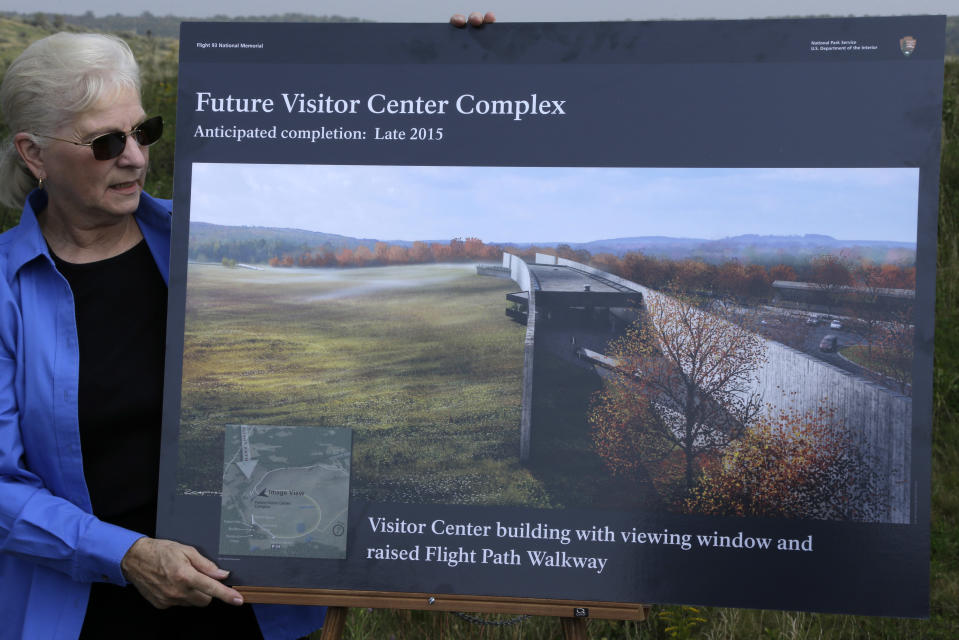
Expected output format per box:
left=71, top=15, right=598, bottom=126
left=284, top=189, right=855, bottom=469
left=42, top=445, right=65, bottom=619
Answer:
left=38, top=175, right=45, bottom=190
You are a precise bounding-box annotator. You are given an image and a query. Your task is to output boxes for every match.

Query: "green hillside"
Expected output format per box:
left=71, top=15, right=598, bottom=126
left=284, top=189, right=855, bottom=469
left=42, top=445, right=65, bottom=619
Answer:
left=187, top=221, right=388, bottom=264
left=0, top=11, right=367, bottom=40
left=948, top=16, right=959, bottom=57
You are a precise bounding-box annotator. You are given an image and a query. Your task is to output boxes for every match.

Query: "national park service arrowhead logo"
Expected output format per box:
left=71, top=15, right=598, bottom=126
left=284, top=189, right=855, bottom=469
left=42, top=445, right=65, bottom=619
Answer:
left=899, top=36, right=917, bottom=57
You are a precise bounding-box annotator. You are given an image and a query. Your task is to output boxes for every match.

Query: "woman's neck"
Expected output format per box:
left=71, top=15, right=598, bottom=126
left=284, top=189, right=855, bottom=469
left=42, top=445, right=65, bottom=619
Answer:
left=38, top=207, right=144, bottom=264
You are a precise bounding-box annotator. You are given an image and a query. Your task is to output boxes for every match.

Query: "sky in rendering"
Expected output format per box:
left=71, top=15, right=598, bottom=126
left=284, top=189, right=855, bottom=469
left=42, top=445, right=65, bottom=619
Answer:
left=190, top=164, right=919, bottom=244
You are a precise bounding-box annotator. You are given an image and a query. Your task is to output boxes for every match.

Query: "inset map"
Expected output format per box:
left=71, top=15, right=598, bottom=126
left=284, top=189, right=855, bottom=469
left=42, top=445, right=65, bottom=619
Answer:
left=219, top=424, right=351, bottom=559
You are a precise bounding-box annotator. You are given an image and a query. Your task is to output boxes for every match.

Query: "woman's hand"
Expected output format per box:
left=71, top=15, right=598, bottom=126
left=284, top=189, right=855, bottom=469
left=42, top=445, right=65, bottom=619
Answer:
left=450, top=12, right=496, bottom=28
left=120, top=537, right=244, bottom=609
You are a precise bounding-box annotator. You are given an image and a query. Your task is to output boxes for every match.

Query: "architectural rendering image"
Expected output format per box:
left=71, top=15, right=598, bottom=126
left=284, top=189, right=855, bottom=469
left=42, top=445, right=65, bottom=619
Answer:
left=177, top=164, right=917, bottom=524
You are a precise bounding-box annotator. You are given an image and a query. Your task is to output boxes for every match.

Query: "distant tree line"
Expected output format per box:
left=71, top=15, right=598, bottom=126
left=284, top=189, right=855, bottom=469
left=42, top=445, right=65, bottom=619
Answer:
left=1, top=11, right=367, bottom=39
left=266, top=234, right=916, bottom=305
left=190, top=238, right=311, bottom=264
left=591, top=251, right=915, bottom=299
left=515, top=245, right=915, bottom=302
left=269, top=237, right=501, bottom=267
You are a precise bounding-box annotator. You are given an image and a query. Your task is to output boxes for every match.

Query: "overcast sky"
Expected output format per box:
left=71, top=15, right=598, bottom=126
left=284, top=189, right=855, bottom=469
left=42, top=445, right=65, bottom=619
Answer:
left=9, top=1, right=956, bottom=20
left=190, top=165, right=918, bottom=244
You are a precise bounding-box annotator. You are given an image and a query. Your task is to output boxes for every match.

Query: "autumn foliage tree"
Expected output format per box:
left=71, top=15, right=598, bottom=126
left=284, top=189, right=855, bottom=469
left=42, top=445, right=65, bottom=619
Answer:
left=686, top=406, right=888, bottom=522
left=590, top=293, right=767, bottom=500
left=809, top=254, right=853, bottom=286
left=769, top=263, right=797, bottom=282
left=872, top=309, right=915, bottom=395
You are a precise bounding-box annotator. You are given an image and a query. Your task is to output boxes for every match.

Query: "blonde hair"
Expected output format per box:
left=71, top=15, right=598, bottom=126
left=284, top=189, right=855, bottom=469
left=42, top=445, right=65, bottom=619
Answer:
left=0, top=32, right=141, bottom=208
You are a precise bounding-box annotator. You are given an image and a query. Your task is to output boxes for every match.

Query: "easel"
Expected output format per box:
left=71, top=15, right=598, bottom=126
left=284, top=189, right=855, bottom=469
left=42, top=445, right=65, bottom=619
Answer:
left=240, top=587, right=649, bottom=640
left=319, top=607, right=347, bottom=640
left=319, top=608, right=591, bottom=640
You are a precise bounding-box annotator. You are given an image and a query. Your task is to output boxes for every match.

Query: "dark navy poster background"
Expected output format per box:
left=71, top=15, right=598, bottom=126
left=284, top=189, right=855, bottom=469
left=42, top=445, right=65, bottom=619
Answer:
left=158, top=18, right=944, bottom=617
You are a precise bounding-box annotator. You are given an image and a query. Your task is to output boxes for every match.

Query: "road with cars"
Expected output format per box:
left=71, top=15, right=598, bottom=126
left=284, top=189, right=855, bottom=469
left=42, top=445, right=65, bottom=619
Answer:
left=745, top=307, right=877, bottom=380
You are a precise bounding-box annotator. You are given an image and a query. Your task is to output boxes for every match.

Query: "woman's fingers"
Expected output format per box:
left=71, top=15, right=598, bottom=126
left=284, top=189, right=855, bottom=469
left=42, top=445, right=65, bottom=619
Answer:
left=120, top=537, right=244, bottom=609
left=451, top=12, right=496, bottom=28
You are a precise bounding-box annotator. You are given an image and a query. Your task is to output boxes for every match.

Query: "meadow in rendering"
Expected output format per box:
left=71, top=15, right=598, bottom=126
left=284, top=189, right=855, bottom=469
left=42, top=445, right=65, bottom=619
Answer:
left=176, top=262, right=554, bottom=506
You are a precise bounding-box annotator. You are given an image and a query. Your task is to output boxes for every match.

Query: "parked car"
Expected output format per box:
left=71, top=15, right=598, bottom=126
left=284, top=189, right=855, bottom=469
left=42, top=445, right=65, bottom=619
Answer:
left=829, top=319, right=843, bottom=330
left=805, top=315, right=819, bottom=325
left=819, top=334, right=838, bottom=352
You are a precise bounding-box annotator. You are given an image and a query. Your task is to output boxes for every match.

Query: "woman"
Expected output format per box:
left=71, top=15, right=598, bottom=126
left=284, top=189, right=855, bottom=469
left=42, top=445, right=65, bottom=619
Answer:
left=0, top=14, right=495, bottom=638
left=0, top=32, right=325, bottom=640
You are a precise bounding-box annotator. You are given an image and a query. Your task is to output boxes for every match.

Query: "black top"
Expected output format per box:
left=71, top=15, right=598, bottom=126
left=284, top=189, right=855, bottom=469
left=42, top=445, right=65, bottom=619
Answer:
left=53, top=239, right=167, bottom=536
left=55, top=239, right=265, bottom=639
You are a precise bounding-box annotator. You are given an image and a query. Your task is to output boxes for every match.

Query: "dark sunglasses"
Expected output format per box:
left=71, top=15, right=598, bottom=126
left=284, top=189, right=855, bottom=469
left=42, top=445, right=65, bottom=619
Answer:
left=34, top=115, right=163, bottom=161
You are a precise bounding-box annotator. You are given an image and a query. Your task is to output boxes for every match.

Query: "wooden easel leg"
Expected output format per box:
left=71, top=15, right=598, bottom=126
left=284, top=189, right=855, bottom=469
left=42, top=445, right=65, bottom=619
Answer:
left=561, top=617, right=588, bottom=640
left=319, top=606, right=349, bottom=640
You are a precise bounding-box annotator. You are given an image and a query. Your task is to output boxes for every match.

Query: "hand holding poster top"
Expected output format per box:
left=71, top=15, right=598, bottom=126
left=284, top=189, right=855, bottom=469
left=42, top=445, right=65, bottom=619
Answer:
left=450, top=11, right=496, bottom=28
left=158, top=16, right=944, bottom=618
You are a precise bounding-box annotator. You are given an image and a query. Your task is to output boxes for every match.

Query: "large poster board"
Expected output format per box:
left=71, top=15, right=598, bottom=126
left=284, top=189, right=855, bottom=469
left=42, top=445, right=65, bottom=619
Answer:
left=159, top=17, right=944, bottom=617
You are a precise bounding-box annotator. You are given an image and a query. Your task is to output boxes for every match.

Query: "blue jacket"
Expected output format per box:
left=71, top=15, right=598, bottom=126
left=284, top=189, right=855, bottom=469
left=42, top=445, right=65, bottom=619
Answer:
left=0, top=191, right=324, bottom=639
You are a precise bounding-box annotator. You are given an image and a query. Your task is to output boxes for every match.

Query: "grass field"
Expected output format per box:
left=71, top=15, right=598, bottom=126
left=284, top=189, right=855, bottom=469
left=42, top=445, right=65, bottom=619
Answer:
left=840, top=344, right=912, bottom=388
left=177, top=262, right=556, bottom=507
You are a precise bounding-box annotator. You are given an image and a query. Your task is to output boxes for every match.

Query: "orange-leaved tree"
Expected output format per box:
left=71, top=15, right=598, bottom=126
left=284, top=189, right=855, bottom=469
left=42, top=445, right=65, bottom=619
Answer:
left=872, top=308, right=914, bottom=396
left=687, top=405, right=888, bottom=521
left=590, top=293, right=767, bottom=501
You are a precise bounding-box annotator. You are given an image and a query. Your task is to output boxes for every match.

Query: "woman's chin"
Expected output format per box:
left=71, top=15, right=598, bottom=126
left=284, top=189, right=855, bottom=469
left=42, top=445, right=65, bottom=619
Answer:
left=98, top=186, right=143, bottom=216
